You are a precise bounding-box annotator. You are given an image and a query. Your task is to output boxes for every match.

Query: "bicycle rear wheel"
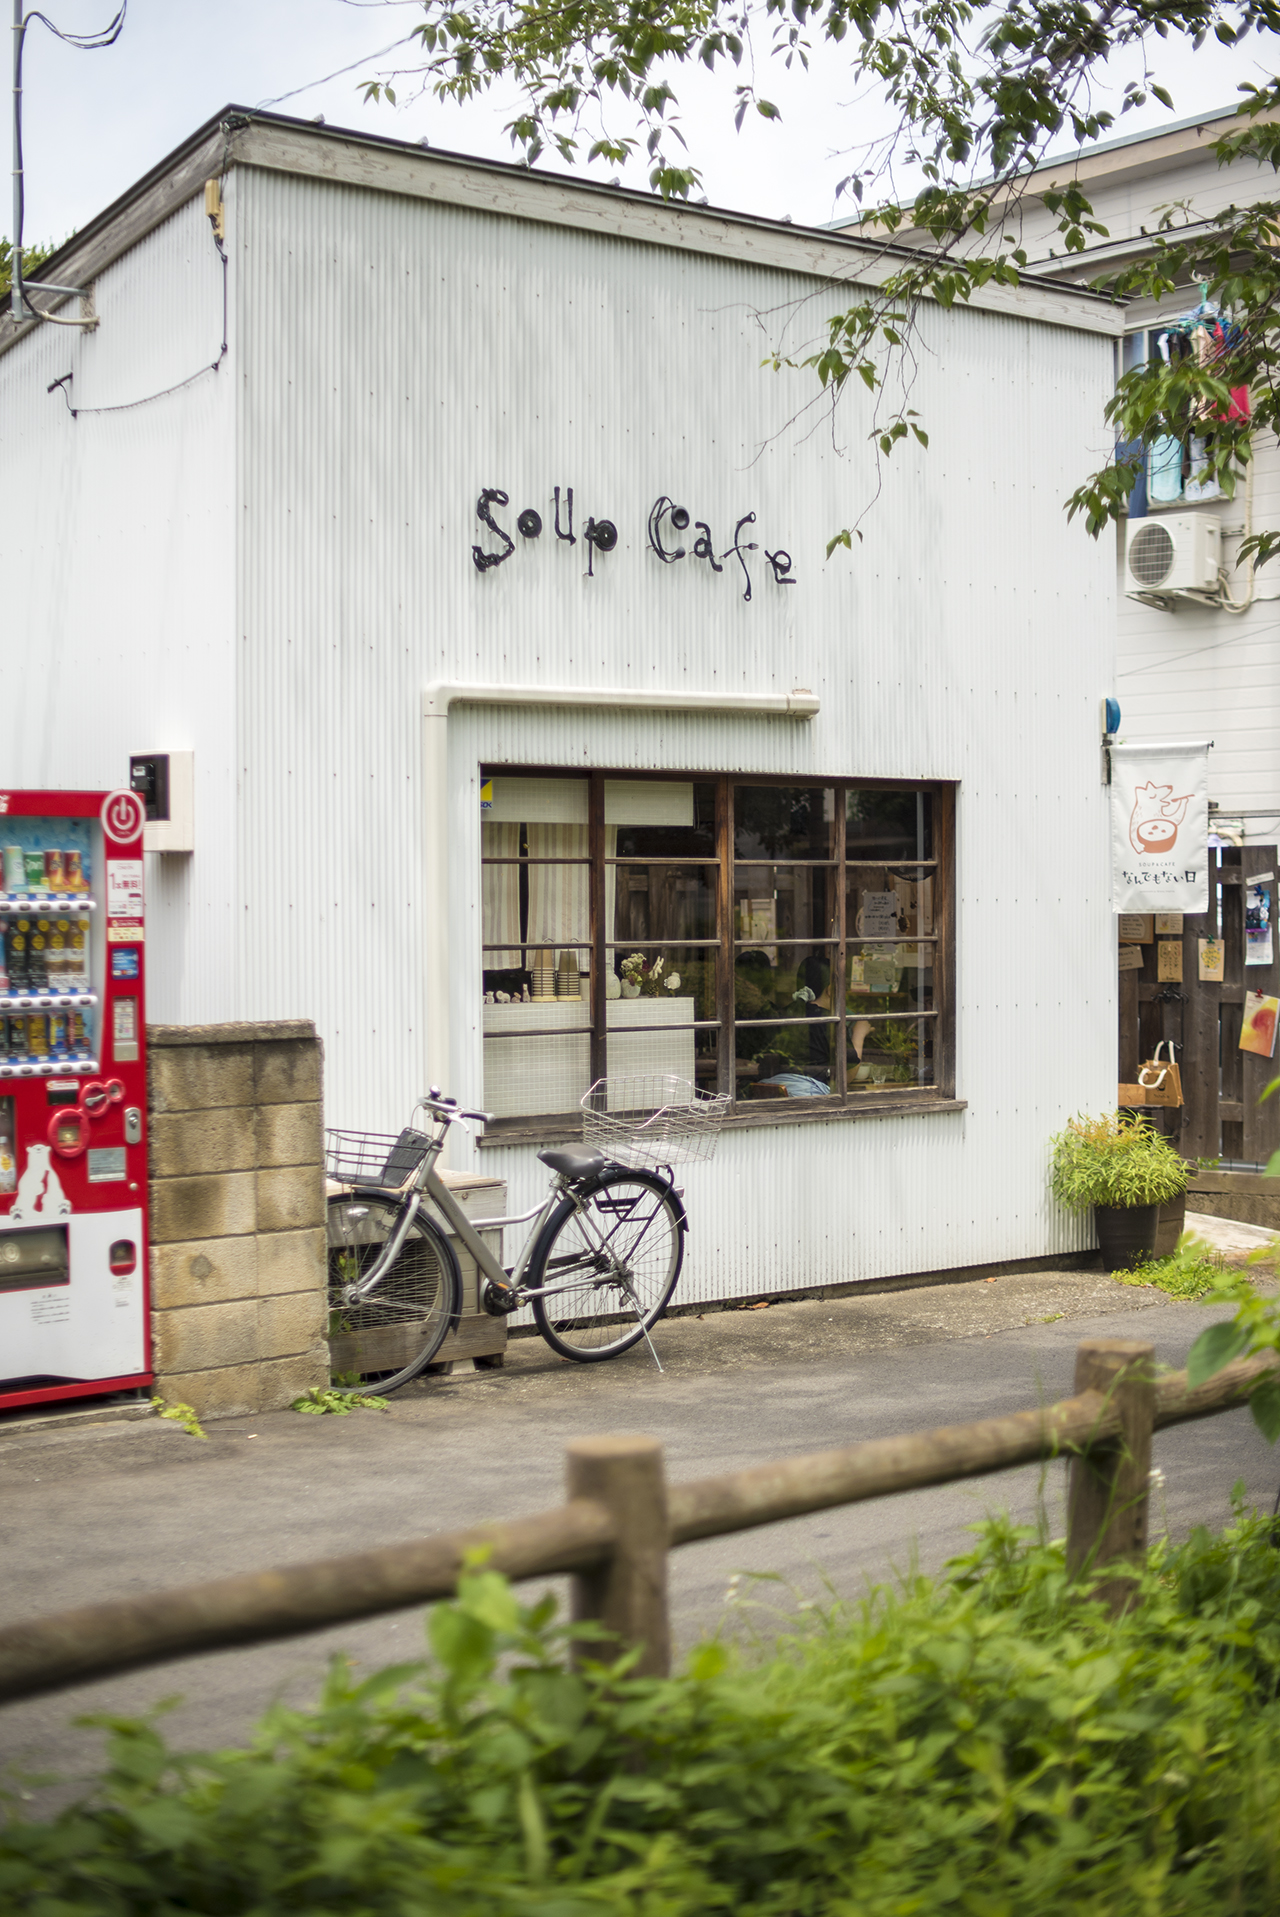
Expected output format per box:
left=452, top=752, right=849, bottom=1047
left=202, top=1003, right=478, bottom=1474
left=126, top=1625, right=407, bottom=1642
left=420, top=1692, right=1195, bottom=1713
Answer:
left=326, top=1192, right=460, bottom=1393
left=530, top=1169, right=685, bottom=1362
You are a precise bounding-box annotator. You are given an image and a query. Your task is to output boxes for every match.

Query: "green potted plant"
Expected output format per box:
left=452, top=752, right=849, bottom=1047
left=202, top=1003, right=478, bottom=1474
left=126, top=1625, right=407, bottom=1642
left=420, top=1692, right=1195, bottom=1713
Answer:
left=1049, top=1112, right=1190, bottom=1271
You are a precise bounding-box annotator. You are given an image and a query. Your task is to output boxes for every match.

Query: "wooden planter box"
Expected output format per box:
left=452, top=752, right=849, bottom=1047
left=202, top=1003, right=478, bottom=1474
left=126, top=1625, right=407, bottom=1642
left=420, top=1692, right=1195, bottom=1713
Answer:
left=328, top=1170, right=509, bottom=1377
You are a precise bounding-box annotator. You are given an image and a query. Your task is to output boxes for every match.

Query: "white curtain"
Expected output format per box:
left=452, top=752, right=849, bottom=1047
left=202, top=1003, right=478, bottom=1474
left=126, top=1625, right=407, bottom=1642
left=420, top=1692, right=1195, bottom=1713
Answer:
left=481, top=822, right=521, bottom=965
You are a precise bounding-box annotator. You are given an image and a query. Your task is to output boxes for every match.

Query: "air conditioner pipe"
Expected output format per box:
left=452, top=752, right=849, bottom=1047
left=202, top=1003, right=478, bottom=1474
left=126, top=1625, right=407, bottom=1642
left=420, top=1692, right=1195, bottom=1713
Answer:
left=1217, top=455, right=1256, bottom=616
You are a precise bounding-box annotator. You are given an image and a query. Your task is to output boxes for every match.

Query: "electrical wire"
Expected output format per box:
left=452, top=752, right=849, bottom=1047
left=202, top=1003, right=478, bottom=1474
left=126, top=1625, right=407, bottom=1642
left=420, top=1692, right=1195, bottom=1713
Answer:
left=255, top=34, right=413, bottom=111
left=46, top=222, right=228, bottom=418
left=1117, top=617, right=1279, bottom=681
left=11, top=3, right=128, bottom=320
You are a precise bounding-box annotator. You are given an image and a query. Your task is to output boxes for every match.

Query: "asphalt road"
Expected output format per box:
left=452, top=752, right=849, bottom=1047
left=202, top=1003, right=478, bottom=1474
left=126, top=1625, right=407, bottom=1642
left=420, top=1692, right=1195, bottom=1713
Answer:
left=1, top=1269, right=1275, bottom=1799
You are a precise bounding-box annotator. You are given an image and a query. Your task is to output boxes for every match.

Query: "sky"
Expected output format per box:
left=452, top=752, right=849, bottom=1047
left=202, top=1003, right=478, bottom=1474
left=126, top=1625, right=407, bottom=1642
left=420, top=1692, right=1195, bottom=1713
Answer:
left=8, top=0, right=1277, bottom=250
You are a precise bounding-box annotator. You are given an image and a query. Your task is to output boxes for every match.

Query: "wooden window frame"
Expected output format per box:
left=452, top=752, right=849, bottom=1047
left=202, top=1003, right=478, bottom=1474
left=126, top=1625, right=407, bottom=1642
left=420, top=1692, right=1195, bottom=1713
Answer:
left=478, top=768, right=960, bottom=1144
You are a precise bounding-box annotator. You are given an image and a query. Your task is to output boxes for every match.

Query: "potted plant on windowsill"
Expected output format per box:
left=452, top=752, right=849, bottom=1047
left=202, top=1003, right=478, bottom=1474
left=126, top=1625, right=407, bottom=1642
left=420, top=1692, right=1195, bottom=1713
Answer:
left=1049, top=1112, right=1190, bottom=1271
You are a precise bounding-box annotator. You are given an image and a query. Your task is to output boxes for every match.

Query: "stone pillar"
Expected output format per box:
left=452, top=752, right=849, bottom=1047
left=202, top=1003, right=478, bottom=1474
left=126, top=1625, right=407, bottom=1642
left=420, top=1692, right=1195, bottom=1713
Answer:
left=147, top=1021, right=328, bottom=1418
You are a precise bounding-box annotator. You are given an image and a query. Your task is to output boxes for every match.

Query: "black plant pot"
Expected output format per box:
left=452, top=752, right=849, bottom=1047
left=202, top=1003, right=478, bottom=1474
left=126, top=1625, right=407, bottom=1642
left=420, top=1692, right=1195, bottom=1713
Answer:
left=1094, top=1203, right=1160, bottom=1272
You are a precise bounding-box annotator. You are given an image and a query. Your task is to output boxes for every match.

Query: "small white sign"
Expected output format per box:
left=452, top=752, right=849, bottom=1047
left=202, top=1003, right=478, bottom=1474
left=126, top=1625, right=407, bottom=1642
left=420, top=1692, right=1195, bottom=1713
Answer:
left=107, top=859, right=144, bottom=917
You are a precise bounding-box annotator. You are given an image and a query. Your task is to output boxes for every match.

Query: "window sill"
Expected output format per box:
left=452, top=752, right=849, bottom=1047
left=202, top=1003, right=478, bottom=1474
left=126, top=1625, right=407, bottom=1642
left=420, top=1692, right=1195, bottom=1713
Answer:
left=476, top=1095, right=967, bottom=1149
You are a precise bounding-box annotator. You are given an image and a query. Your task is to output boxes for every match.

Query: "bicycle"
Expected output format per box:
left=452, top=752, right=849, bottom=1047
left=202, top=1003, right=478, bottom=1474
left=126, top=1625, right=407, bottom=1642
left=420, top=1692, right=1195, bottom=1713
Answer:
left=325, top=1075, right=729, bottom=1394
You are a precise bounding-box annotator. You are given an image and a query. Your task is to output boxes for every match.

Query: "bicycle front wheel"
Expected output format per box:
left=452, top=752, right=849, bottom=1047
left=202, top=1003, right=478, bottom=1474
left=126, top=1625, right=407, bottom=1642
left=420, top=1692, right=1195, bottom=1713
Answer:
left=326, top=1191, right=461, bottom=1393
left=530, top=1169, right=685, bottom=1362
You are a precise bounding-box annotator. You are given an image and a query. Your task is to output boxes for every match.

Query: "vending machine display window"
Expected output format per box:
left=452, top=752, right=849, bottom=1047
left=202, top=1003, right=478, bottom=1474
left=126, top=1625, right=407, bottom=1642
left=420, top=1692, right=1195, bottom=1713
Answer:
left=0, top=789, right=151, bottom=1410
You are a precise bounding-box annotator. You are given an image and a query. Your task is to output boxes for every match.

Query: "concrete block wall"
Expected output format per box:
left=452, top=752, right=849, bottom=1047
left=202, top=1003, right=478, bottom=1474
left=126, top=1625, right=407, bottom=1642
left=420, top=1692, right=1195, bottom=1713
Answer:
left=148, top=1021, right=329, bottom=1418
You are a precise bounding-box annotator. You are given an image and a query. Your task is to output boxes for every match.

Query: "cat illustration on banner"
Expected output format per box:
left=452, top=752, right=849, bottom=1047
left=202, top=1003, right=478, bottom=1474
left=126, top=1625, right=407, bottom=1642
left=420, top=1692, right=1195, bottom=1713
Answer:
left=1129, top=781, right=1193, bottom=856
left=10, top=1144, right=72, bottom=1224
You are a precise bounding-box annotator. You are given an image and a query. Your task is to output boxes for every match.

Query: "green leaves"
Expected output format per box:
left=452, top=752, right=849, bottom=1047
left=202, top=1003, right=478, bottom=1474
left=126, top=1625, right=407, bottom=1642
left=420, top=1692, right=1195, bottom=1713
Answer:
left=1049, top=1111, right=1190, bottom=1212
left=11, top=1514, right=1280, bottom=1912
left=292, top=1385, right=390, bottom=1415
left=1186, top=1317, right=1251, bottom=1387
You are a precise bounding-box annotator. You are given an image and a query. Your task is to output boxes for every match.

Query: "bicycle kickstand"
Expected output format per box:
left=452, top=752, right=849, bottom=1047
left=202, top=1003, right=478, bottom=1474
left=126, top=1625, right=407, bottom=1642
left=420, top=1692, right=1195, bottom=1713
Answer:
left=631, top=1296, right=665, bottom=1374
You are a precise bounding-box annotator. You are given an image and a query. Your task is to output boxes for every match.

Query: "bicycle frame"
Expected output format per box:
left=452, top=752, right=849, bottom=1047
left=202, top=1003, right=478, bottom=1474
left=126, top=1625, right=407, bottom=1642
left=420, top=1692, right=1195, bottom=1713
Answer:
left=341, top=1118, right=659, bottom=1308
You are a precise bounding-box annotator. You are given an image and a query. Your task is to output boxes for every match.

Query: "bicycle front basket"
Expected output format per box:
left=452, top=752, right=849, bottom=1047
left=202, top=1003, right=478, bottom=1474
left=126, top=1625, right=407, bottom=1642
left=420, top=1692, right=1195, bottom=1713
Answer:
left=580, top=1075, right=730, bottom=1170
left=325, top=1127, right=431, bottom=1189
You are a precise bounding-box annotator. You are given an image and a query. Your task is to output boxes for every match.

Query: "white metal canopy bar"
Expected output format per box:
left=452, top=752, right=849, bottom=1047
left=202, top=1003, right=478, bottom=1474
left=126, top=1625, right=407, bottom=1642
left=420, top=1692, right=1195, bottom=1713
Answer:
left=421, top=681, right=821, bottom=1125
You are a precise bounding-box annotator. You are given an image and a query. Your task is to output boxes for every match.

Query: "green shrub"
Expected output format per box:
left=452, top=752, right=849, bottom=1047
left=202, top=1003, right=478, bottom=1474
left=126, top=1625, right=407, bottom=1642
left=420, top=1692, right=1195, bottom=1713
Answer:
left=5, top=1513, right=1280, bottom=1914
left=1050, top=1110, right=1190, bottom=1210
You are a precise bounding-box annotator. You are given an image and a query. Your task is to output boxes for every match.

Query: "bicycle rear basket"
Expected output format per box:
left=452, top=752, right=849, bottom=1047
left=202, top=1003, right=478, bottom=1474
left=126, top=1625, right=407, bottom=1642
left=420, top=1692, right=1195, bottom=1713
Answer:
left=580, top=1075, right=730, bottom=1170
left=324, top=1127, right=432, bottom=1189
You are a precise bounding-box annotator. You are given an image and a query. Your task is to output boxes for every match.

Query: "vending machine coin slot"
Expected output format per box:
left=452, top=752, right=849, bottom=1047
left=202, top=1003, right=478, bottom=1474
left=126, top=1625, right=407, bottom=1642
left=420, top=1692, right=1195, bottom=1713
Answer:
left=0, top=1224, right=69, bottom=1290
left=108, top=1238, right=137, bottom=1276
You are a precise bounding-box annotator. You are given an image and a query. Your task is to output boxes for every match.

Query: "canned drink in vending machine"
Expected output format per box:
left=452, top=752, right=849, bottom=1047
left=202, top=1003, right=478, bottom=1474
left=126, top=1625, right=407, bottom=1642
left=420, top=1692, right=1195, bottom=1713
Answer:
left=26, top=1015, right=48, bottom=1058
left=64, top=849, right=84, bottom=891
left=47, top=1011, right=68, bottom=1056
left=23, top=851, right=46, bottom=893
left=44, top=849, right=66, bottom=892
left=3, top=1016, right=22, bottom=1059
left=6, top=921, right=28, bottom=993
left=3, top=846, right=22, bottom=892
left=69, top=1009, right=87, bottom=1055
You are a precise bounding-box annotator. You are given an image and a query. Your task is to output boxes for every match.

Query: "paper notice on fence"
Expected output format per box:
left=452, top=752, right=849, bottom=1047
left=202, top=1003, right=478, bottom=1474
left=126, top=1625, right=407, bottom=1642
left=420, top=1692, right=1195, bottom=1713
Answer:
left=1118, top=944, right=1144, bottom=972
left=1198, top=938, right=1224, bottom=981
left=1240, top=992, right=1280, bottom=1058
left=1111, top=741, right=1210, bottom=914
left=1157, top=940, right=1184, bottom=982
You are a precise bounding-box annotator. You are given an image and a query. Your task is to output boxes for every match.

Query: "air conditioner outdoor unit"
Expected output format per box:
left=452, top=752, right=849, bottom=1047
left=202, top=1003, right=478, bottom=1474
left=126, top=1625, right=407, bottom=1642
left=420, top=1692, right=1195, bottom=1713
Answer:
left=1126, top=513, right=1221, bottom=599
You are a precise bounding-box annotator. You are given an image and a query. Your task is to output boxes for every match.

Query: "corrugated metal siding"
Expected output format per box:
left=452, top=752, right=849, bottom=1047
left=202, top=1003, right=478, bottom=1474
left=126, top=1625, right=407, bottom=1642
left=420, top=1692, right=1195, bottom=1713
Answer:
left=0, top=190, right=240, bottom=1021
left=233, top=166, right=1112, bottom=1292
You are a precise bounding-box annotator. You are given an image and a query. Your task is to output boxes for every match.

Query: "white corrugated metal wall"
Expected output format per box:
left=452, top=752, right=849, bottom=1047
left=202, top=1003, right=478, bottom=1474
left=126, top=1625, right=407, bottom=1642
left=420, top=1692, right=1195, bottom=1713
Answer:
left=0, top=189, right=240, bottom=1021
left=232, top=161, right=1116, bottom=1295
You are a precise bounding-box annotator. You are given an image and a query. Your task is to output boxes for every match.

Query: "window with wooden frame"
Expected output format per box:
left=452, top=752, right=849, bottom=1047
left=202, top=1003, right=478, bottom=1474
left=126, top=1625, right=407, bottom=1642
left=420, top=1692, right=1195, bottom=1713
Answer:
left=479, top=771, right=955, bottom=1132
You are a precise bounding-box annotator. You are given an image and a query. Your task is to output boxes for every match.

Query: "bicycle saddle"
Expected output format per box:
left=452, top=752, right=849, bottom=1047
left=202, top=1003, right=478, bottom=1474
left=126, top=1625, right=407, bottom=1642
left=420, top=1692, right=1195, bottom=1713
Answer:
left=537, top=1147, right=608, bottom=1182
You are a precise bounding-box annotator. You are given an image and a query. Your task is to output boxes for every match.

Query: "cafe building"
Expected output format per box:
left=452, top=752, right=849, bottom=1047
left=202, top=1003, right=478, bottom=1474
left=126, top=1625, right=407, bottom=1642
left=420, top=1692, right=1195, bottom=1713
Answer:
left=0, top=107, right=1122, bottom=1305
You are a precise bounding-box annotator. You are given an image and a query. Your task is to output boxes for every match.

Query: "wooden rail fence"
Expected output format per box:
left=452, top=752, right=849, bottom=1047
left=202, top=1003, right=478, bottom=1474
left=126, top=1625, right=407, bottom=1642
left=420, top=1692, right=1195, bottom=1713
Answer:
left=0, top=1337, right=1275, bottom=1706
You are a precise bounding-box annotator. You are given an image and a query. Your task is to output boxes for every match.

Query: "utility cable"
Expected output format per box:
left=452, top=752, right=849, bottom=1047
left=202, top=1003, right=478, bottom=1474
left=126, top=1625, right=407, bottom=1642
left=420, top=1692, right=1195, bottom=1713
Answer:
left=255, top=34, right=413, bottom=111
left=10, top=2, right=128, bottom=322
left=47, top=218, right=227, bottom=418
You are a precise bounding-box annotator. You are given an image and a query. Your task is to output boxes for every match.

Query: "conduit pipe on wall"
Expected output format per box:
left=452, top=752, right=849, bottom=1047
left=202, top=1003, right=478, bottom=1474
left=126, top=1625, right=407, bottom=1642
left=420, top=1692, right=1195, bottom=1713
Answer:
left=421, top=682, right=821, bottom=1115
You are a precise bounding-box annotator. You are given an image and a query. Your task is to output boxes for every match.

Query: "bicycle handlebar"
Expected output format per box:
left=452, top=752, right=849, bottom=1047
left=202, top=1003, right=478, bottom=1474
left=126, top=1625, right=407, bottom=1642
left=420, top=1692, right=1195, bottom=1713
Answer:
left=420, top=1089, right=494, bottom=1125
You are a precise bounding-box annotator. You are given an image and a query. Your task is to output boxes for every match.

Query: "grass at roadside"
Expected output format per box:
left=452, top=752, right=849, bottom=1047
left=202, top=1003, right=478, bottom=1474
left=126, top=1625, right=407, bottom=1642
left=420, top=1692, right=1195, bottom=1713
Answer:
left=1114, top=1248, right=1239, bottom=1300
left=5, top=1508, right=1280, bottom=1914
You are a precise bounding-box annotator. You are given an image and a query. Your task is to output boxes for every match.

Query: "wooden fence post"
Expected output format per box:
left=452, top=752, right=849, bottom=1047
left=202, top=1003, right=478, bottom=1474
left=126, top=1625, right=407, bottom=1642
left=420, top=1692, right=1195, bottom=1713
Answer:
left=1067, top=1338, right=1156, bottom=1612
left=565, top=1435, right=670, bottom=1677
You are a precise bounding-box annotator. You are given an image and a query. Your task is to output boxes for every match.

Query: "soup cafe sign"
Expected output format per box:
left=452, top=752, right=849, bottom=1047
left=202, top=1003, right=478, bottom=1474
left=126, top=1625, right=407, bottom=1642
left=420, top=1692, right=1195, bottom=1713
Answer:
left=1111, top=741, right=1211, bottom=915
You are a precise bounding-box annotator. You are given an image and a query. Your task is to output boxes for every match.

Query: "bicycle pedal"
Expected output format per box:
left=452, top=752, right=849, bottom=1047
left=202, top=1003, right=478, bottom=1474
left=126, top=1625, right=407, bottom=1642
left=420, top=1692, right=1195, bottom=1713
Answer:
left=481, top=1280, right=522, bottom=1317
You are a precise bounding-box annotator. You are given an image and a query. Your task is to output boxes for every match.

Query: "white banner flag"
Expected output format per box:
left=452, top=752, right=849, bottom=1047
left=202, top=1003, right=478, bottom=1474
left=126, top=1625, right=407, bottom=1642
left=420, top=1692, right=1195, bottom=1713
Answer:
left=1111, top=740, right=1211, bottom=915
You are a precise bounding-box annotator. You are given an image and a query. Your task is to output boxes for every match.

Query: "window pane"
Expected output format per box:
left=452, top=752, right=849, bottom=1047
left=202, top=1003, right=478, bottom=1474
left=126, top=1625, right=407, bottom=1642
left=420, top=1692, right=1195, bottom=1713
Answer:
left=846, top=945, right=934, bottom=1014
left=734, top=942, right=836, bottom=1022
left=847, top=1015, right=936, bottom=1090
left=611, top=781, right=716, bottom=858
left=735, top=786, right=835, bottom=860
left=846, top=865, right=934, bottom=938
left=607, top=944, right=717, bottom=1022
left=734, top=866, right=836, bottom=943
left=846, top=789, right=933, bottom=860
left=736, top=1018, right=838, bottom=1099
left=612, top=862, right=717, bottom=944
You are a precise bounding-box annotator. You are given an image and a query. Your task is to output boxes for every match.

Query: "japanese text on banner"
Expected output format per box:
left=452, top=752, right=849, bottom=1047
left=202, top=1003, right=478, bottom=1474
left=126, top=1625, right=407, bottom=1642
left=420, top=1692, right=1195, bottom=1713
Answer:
left=1111, top=741, right=1211, bottom=916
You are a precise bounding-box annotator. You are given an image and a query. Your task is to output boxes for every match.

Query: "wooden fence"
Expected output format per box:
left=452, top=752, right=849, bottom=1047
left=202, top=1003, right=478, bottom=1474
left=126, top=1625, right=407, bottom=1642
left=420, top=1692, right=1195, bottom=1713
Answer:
left=1120, top=843, right=1280, bottom=1165
left=0, top=1336, right=1275, bottom=1706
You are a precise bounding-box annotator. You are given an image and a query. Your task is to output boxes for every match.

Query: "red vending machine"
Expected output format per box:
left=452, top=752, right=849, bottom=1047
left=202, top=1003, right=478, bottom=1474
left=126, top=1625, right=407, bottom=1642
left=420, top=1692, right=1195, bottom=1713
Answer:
left=0, top=787, right=151, bottom=1410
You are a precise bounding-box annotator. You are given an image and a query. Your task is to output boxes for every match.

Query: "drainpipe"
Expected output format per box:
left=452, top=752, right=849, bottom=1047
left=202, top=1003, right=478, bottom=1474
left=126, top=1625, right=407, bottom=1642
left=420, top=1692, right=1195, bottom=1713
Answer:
left=421, top=681, right=821, bottom=1125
